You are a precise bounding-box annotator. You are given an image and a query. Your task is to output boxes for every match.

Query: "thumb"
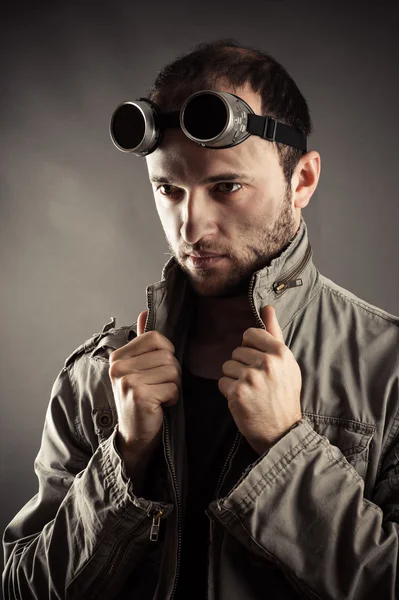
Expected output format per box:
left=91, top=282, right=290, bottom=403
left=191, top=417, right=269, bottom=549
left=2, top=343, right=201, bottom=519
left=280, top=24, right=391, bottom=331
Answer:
left=137, top=310, right=148, bottom=336
left=260, top=305, right=284, bottom=343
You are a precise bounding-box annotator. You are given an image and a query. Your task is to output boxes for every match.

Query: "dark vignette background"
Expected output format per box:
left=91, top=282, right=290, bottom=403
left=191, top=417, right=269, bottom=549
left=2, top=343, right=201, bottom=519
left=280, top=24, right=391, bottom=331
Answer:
left=1, top=0, right=398, bottom=589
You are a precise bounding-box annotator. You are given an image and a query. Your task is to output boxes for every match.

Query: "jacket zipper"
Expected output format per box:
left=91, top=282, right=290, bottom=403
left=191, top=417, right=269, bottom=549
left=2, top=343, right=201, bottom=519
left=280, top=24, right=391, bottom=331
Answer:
left=205, top=429, right=241, bottom=599
left=85, top=502, right=167, bottom=599
left=146, top=286, right=183, bottom=600
left=163, top=413, right=182, bottom=600
left=204, top=241, right=312, bottom=598
left=272, top=242, right=312, bottom=295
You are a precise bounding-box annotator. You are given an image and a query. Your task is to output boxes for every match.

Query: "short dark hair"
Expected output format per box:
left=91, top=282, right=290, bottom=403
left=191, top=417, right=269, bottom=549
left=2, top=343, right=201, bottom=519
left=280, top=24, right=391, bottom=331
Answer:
left=147, top=38, right=313, bottom=186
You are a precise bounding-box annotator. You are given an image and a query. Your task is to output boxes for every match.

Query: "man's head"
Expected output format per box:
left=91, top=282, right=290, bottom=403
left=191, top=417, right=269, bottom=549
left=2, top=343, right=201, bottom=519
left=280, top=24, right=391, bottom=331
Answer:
left=144, top=39, right=320, bottom=298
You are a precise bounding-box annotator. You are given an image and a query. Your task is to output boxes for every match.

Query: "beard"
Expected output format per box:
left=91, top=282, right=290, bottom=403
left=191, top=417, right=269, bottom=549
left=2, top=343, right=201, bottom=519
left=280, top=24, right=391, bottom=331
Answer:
left=165, top=186, right=298, bottom=298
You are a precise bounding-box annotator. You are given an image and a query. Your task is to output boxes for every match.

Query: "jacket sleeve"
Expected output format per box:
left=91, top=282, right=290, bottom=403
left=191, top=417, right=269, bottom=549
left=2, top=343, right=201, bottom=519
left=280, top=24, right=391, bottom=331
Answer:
left=208, top=416, right=399, bottom=600
left=2, top=364, right=173, bottom=600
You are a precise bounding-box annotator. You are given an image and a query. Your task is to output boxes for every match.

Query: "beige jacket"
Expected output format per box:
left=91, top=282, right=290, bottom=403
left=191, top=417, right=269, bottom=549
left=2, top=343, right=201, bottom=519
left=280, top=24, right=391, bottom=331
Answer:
left=3, top=215, right=399, bottom=599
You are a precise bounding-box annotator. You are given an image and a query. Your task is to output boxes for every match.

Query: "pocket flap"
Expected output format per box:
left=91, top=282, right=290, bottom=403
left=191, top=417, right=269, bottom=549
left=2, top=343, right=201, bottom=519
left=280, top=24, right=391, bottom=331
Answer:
left=303, top=413, right=375, bottom=457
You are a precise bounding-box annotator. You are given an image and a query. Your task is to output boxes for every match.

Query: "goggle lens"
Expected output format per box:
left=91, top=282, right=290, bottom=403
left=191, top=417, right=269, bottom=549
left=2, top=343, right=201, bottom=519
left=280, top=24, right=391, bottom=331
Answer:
left=112, top=103, right=145, bottom=150
left=182, top=93, right=228, bottom=141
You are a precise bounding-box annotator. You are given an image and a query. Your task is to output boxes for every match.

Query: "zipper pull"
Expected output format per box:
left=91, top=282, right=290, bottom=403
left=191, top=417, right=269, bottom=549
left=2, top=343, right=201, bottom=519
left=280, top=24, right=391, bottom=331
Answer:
left=149, top=509, right=164, bottom=542
left=273, top=278, right=303, bottom=294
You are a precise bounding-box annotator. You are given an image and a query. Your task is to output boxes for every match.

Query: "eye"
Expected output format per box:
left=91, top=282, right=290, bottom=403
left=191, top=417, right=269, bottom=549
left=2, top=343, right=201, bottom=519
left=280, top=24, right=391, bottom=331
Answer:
left=215, top=182, right=242, bottom=194
left=155, top=182, right=243, bottom=198
left=157, top=184, right=181, bottom=197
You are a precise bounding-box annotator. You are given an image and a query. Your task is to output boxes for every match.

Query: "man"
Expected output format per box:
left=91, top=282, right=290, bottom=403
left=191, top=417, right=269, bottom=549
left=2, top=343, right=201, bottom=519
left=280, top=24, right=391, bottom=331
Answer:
left=3, top=39, right=399, bottom=600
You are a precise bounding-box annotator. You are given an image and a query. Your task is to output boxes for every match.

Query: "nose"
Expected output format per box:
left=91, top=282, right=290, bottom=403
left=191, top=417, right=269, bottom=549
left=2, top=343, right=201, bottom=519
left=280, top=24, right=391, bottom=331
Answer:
left=180, top=190, right=219, bottom=245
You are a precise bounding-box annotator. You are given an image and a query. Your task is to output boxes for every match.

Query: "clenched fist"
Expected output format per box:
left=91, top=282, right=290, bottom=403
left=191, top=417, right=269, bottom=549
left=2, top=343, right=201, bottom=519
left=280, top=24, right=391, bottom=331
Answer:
left=109, top=310, right=182, bottom=479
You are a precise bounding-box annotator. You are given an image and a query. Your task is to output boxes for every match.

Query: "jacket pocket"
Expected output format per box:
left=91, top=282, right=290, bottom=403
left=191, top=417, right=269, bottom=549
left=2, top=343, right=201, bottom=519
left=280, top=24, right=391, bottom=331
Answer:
left=302, top=412, right=376, bottom=479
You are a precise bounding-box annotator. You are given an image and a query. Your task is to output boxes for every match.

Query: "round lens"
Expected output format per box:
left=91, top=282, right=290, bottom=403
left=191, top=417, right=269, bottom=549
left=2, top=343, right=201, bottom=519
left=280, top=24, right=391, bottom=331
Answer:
left=183, top=93, right=228, bottom=140
left=111, top=103, right=145, bottom=150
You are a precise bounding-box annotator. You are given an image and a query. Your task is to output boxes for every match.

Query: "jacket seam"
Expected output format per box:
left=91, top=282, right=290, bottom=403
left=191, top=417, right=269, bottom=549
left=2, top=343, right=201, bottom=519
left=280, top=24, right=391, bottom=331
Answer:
left=377, top=403, right=399, bottom=483
left=281, top=278, right=323, bottom=331
left=65, top=494, right=149, bottom=593
left=237, top=425, right=368, bottom=513
left=321, top=282, right=399, bottom=327
left=236, top=427, right=318, bottom=509
left=64, top=363, right=91, bottom=453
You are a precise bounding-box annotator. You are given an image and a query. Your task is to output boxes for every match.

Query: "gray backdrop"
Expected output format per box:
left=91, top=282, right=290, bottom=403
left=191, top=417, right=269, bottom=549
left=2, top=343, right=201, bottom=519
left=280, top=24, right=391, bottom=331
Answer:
left=1, top=0, right=398, bottom=587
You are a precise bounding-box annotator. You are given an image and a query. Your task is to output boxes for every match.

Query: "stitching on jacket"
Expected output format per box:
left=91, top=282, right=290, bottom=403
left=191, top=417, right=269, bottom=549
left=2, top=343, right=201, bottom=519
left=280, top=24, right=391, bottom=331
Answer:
left=66, top=485, right=147, bottom=593
left=238, top=427, right=318, bottom=508
left=321, top=282, right=399, bottom=327
left=362, top=496, right=384, bottom=517
left=320, top=435, right=363, bottom=483
left=303, top=411, right=376, bottom=431
left=62, top=365, right=90, bottom=456
left=238, top=424, right=370, bottom=511
left=377, top=403, right=399, bottom=481
left=281, top=281, right=323, bottom=332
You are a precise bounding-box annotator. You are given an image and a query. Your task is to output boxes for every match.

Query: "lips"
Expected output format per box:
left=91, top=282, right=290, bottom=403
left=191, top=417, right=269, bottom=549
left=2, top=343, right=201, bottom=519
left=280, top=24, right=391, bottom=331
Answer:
left=189, top=252, right=222, bottom=257
left=189, top=255, right=225, bottom=268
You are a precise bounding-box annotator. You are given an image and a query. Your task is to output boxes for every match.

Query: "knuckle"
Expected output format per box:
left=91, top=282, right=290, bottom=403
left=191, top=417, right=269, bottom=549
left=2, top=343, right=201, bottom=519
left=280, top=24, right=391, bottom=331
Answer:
left=258, top=353, right=274, bottom=374
left=242, top=329, right=250, bottom=341
left=109, top=349, right=118, bottom=365
left=231, top=347, right=241, bottom=360
left=149, top=330, right=163, bottom=342
left=162, top=349, right=175, bottom=364
left=260, top=353, right=271, bottom=367
left=120, top=374, right=135, bottom=395
left=170, top=381, right=180, bottom=399
left=150, top=330, right=174, bottom=350
left=246, top=368, right=259, bottom=385
left=108, top=360, right=121, bottom=379
left=276, top=343, right=288, bottom=359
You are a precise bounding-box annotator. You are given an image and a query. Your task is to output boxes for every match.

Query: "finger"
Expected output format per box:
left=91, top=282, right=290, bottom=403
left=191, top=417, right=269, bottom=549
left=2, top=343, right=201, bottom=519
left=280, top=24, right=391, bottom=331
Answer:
left=260, top=305, right=284, bottom=343
left=231, top=346, right=264, bottom=365
left=221, top=359, right=246, bottom=380
left=137, top=310, right=148, bottom=336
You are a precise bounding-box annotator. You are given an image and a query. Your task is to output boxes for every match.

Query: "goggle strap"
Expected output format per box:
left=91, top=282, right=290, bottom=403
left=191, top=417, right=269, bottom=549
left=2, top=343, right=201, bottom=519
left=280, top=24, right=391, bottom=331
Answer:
left=247, top=114, right=307, bottom=152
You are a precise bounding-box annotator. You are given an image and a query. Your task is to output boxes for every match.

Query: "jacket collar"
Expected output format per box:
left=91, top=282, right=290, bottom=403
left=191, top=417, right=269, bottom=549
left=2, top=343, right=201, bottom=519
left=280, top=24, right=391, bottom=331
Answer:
left=145, top=214, right=321, bottom=349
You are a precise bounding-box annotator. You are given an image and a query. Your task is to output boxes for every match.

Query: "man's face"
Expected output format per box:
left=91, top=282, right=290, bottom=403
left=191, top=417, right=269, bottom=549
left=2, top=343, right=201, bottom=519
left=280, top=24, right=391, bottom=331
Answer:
left=145, top=84, right=299, bottom=298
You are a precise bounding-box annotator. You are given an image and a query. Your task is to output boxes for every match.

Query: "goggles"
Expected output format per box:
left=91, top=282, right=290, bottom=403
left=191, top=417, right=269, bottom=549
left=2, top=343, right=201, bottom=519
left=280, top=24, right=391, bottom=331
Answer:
left=110, top=90, right=307, bottom=156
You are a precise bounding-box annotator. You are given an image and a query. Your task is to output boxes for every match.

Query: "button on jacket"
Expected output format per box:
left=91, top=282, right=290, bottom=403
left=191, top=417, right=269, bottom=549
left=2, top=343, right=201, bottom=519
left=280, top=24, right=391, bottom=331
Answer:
left=3, top=215, right=399, bottom=599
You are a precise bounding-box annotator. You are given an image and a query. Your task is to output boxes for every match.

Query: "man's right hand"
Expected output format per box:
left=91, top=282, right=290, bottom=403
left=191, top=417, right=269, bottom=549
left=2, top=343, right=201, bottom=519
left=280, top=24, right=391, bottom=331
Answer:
left=109, top=310, right=182, bottom=474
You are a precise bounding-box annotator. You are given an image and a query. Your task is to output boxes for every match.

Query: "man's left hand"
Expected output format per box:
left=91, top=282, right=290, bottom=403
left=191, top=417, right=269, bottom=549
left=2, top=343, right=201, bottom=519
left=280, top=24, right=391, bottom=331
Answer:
left=218, top=305, right=302, bottom=455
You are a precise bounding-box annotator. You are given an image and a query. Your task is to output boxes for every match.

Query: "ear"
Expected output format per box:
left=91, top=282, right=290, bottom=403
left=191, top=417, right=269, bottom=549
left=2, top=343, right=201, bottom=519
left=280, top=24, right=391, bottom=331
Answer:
left=291, top=150, right=321, bottom=210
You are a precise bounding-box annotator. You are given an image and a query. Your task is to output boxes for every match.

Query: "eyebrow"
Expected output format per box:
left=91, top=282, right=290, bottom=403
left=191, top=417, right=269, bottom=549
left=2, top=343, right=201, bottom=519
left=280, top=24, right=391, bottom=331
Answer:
left=150, top=172, right=254, bottom=185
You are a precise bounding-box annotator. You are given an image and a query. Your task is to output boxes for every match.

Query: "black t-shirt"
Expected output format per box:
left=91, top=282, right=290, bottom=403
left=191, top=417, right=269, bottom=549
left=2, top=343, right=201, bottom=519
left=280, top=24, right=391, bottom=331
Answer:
left=174, top=359, right=237, bottom=599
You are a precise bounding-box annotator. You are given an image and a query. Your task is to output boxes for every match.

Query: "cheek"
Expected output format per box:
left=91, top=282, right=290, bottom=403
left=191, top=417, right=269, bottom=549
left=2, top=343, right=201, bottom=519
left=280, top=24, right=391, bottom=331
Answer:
left=155, top=201, right=179, bottom=235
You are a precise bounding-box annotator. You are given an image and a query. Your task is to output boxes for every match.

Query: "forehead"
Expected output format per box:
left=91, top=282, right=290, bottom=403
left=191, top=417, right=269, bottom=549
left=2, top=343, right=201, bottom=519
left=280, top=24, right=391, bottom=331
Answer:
left=146, top=129, right=276, bottom=185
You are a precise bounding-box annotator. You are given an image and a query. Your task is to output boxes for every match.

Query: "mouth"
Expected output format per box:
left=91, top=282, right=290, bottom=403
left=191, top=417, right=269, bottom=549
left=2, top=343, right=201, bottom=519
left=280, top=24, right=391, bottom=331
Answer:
left=188, top=255, right=225, bottom=268
left=189, top=252, right=222, bottom=258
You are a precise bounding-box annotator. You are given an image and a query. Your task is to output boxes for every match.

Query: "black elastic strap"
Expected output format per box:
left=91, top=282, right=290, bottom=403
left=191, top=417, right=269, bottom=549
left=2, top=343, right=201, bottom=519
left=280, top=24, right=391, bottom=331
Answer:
left=247, top=114, right=307, bottom=151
